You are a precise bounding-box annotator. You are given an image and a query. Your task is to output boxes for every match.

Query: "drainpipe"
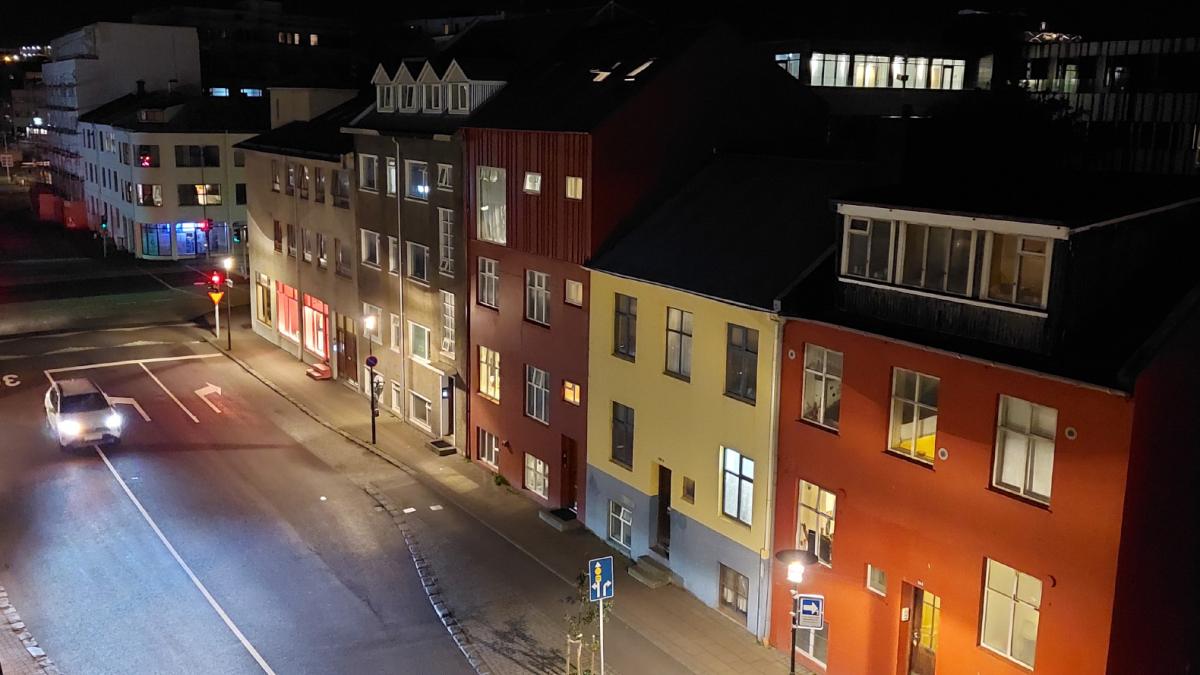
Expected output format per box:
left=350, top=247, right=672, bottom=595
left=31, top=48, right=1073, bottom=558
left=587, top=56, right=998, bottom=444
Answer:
left=392, top=136, right=407, bottom=419
left=294, top=156, right=304, bottom=362
left=759, top=313, right=785, bottom=644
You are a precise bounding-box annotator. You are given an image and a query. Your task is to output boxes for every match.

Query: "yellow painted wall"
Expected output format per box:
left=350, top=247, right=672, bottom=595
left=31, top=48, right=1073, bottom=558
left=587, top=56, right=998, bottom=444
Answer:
left=586, top=271, right=780, bottom=555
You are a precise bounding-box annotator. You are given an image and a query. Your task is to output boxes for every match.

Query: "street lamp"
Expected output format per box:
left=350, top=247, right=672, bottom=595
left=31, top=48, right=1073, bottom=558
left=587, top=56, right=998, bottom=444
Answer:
left=222, top=257, right=233, bottom=351
left=775, top=548, right=819, bottom=675
left=363, top=314, right=376, bottom=357
left=363, top=313, right=379, bottom=444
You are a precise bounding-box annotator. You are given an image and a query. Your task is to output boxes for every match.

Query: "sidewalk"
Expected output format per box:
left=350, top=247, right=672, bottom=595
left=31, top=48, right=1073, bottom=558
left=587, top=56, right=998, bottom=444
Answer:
left=0, top=586, right=58, bottom=675
left=211, top=309, right=792, bottom=675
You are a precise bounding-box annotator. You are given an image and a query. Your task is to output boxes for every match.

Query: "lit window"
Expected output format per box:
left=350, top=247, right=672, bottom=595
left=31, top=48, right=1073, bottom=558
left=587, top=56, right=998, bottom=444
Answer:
left=478, top=257, right=499, bottom=308
left=986, top=233, right=1050, bottom=308
left=563, top=381, right=581, bottom=405
left=405, top=160, right=429, bottom=200
left=721, top=447, right=754, bottom=525
left=525, top=270, right=550, bottom=325
left=719, top=564, right=749, bottom=623
left=362, top=303, right=382, bottom=344
left=608, top=501, right=632, bottom=550
left=993, top=396, right=1057, bottom=503
left=797, top=479, right=835, bottom=565
left=240, top=88, right=263, bottom=97
left=889, top=368, right=939, bottom=463
left=665, top=307, right=693, bottom=380
left=524, top=453, right=548, bottom=498
left=810, top=52, right=851, bottom=87
left=438, top=209, right=455, bottom=276
left=477, top=428, right=499, bottom=466
left=409, top=322, right=430, bottom=362
left=523, top=172, right=542, bottom=194
left=565, top=279, right=584, bottom=306
left=211, top=87, right=230, bottom=97
left=566, top=176, right=583, bottom=200
left=386, top=158, right=397, bottom=195
left=440, top=291, right=455, bottom=355
left=477, top=167, right=506, bottom=244
left=479, top=346, right=500, bottom=401
left=801, top=345, right=842, bottom=430
left=981, top=558, right=1041, bottom=668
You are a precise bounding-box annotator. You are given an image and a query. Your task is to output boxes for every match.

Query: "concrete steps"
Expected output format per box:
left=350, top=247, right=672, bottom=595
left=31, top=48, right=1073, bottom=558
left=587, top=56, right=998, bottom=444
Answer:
left=629, top=555, right=672, bottom=589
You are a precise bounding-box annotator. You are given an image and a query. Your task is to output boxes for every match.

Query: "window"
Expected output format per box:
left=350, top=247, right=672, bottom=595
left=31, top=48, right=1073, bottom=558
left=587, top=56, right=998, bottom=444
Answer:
left=438, top=209, right=455, bottom=276
left=362, top=303, right=382, bottom=344
left=285, top=162, right=296, bottom=195
left=523, top=172, right=542, bottom=194
left=422, top=84, right=443, bottom=112
left=234, top=150, right=246, bottom=167
left=410, top=322, right=430, bottom=362
left=388, top=236, right=399, bottom=275
left=981, top=558, right=1041, bottom=668
left=236, top=183, right=246, bottom=205
left=255, top=273, right=272, bottom=324
left=177, top=184, right=221, bottom=206
left=563, top=381, right=581, bottom=405
left=479, top=346, right=501, bottom=401
left=682, top=477, right=696, bottom=504
left=407, top=242, right=429, bottom=282
left=899, top=223, right=976, bottom=295
left=611, top=402, right=634, bottom=469
left=377, top=84, right=394, bottom=112
left=525, top=365, right=550, bottom=424
left=477, top=167, right=507, bottom=244
left=478, top=257, right=499, bottom=308
left=174, top=145, right=219, bottom=167
left=410, top=392, right=432, bottom=430
left=796, top=623, right=829, bottom=668
left=526, top=271, right=550, bottom=325
left=405, top=160, right=428, bottom=200
left=986, top=233, right=1050, bottom=308
left=477, top=428, right=499, bottom=467
left=721, top=447, right=754, bottom=525
left=272, top=160, right=281, bottom=192
left=390, top=314, right=402, bottom=353
left=141, top=223, right=172, bottom=256
left=317, top=233, right=328, bottom=268
left=302, top=294, right=328, bottom=358
left=797, top=479, right=836, bottom=565
left=565, top=279, right=584, bottom=307
left=448, top=83, right=469, bottom=113
left=614, top=294, right=637, bottom=359
left=810, top=52, right=851, bottom=86
left=287, top=223, right=297, bottom=257
left=889, top=368, right=939, bottom=463
left=867, top=564, right=887, bottom=596
left=436, top=164, right=453, bottom=190
left=775, top=52, right=803, bottom=78
left=802, top=345, right=843, bottom=430
left=608, top=501, right=632, bottom=550
left=273, top=220, right=283, bottom=252
left=210, top=87, right=231, bottom=97
left=136, top=145, right=159, bottom=167
left=314, top=168, right=326, bottom=203
left=276, top=281, right=299, bottom=341
left=302, top=229, right=313, bottom=262
left=931, top=58, right=966, bottom=90
left=719, top=565, right=749, bottom=622
left=136, top=184, right=162, bottom=207
left=665, top=307, right=693, bottom=380
left=892, top=56, right=931, bottom=88
left=361, top=230, right=380, bottom=267
left=333, top=170, right=351, bottom=208
left=725, top=325, right=758, bottom=403
left=358, top=154, right=378, bottom=192
left=299, top=165, right=310, bottom=200
left=399, top=85, right=418, bottom=111
left=440, top=291, right=456, bottom=355
left=994, top=396, right=1057, bottom=503
left=566, top=176, right=583, bottom=200
left=524, top=454, right=548, bottom=499
left=843, top=218, right=894, bottom=281
left=335, top=238, right=351, bottom=276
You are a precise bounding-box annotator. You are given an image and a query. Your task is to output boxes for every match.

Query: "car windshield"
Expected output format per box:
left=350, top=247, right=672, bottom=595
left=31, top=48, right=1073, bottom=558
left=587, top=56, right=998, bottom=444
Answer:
left=60, top=393, right=109, bottom=413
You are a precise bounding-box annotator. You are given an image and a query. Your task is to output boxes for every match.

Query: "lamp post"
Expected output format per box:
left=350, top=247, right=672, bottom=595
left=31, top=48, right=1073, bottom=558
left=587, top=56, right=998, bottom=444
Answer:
left=222, top=256, right=233, bottom=351
left=775, top=548, right=819, bottom=675
left=363, top=314, right=378, bottom=444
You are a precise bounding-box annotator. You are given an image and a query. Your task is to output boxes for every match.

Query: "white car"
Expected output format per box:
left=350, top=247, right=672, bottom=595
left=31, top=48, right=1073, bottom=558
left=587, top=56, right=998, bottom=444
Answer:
left=44, top=378, right=123, bottom=448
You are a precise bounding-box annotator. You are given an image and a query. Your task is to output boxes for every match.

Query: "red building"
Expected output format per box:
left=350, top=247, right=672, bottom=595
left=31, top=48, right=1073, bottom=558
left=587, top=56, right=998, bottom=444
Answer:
left=769, top=177, right=1200, bottom=674
left=461, top=19, right=817, bottom=518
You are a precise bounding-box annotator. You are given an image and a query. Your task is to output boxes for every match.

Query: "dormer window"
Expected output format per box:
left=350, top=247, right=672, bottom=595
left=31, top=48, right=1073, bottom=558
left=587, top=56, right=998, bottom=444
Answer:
left=984, top=234, right=1050, bottom=308
left=377, top=84, right=395, bottom=112
left=898, top=223, right=977, bottom=296
left=399, top=85, right=418, bottom=111
left=137, top=109, right=165, bottom=123
left=448, top=83, right=469, bottom=113
left=843, top=218, right=894, bottom=282
left=422, top=84, right=443, bottom=112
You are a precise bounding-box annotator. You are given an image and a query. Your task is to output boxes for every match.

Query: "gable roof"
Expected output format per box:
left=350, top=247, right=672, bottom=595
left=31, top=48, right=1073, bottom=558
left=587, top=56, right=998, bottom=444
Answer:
left=589, top=154, right=881, bottom=311
left=234, top=93, right=371, bottom=161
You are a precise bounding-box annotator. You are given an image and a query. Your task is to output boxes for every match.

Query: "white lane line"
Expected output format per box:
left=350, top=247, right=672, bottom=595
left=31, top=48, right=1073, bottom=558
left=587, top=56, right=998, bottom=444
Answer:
left=139, top=362, right=199, bottom=424
left=95, top=446, right=277, bottom=675
left=44, top=353, right=221, bottom=374
left=402, top=507, right=417, bottom=514
left=429, top=505, right=443, bottom=511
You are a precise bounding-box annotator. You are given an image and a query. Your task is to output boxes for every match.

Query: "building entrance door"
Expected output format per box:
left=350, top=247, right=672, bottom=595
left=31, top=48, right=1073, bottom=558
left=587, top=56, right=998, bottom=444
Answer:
left=655, top=465, right=672, bottom=557
left=337, top=316, right=357, bottom=385
left=900, top=584, right=941, bottom=675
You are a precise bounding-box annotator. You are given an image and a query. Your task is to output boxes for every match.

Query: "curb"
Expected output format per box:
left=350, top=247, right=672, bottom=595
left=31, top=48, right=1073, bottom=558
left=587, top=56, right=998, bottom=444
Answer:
left=0, top=585, right=61, bottom=674
left=205, top=339, right=491, bottom=675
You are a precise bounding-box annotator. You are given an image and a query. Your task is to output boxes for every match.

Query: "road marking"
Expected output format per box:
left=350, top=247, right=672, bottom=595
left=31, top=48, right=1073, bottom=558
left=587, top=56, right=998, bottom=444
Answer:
left=44, top=353, right=221, bottom=376
left=108, top=396, right=151, bottom=422
left=402, top=507, right=416, bottom=514
left=2, top=374, right=18, bottom=387
left=194, top=383, right=222, bottom=413
left=140, top=363, right=199, bottom=423
left=95, top=446, right=277, bottom=675
left=429, top=505, right=443, bottom=511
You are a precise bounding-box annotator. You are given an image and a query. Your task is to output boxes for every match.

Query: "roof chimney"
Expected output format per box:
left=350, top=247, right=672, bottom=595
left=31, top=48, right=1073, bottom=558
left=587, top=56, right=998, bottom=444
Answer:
left=136, top=79, right=146, bottom=96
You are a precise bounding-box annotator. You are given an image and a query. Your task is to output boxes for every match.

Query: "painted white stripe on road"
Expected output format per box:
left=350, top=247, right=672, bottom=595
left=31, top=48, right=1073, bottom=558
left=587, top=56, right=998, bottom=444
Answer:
left=95, top=446, right=277, bottom=675
left=139, top=362, right=200, bottom=423
left=44, top=353, right=221, bottom=375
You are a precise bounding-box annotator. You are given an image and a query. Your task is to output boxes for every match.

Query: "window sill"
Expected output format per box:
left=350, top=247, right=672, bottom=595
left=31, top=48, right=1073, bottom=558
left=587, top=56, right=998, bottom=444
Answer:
left=723, top=391, right=757, bottom=407
left=720, top=513, right=753, bottom=529
left=478, top=393, right=500, bottom=405
left=663, top=370, right=691, bottom=384
left=389, top=270, right=400, bottom=277
left=437, top=186, right=453, bottom=192
left=407, top=277, right=431, bottom=288
left=524, top=318, right=550, bottom=329
left=988, top=484, right=1052, bottom=511
left=612, top=352, right=635, bottom=363
left=797, top=418, right=839, bottom=435
left=361, top=262, right=381, bottom=271
left=335, top=270, right=353, bottom=279
left=610, top=458, right=633, bottom=472
left=525, top=414, right=550, bottom=427
left=477, top=302, right=500, bottom=311
left=404, top=196, right=429, bottom=204
left=358, top=187, right=378, bottom=194
left=440, top=351, right=456, bottom=360
left=439, top=269, right=456, bottom=279
left=884, top=449, right=935, bottom=469
left=979, top=643, right=1035, bottom=672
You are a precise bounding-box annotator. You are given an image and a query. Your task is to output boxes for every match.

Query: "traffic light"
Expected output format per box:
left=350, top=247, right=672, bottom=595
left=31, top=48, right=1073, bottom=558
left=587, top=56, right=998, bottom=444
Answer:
left=198, top=218, right=211, bottom=232
left=100, top=216, right=108, bottom=231
left=208, top=271, right=224, bottom=292
left=232, top=226, right=242, bottom=244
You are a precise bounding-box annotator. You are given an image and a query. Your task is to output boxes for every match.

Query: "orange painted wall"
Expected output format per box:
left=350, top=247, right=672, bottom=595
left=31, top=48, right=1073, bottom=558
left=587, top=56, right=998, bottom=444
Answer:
left=771, top=319, right=1136, bottom=675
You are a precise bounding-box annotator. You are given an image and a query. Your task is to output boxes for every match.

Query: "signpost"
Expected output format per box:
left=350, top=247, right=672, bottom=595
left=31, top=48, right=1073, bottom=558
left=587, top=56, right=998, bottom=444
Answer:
left=793, top=593, right=824, bottom=630
left=209, top=291, right=225, bottom=339
left=588, top=556, right=614, bottom=675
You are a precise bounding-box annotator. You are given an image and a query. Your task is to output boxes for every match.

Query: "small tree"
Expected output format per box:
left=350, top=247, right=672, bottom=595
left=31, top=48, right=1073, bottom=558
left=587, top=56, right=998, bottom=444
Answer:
left=564, top=572, right=609, bottom=675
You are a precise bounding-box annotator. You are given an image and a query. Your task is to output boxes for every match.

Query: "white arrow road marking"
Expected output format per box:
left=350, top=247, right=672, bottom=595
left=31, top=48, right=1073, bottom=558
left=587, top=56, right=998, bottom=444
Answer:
left=193, top=383, right=222, bottom=414
left=139, top=363, right=198, bottom=423
left=108, top=396, right=151, bottom=422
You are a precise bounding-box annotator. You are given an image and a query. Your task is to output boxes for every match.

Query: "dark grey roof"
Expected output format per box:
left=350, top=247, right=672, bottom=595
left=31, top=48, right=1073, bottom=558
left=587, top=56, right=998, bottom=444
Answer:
left=234, top=93, right=371, bottom=161
left=589, top=154, right=881, bottom=310
left=78, top=92, right=269, bottom=133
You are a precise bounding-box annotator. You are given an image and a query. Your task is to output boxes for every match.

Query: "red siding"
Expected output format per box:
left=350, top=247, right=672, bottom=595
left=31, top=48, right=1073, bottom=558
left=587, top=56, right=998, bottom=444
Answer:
left=772, top=320, right=1136, bottom=675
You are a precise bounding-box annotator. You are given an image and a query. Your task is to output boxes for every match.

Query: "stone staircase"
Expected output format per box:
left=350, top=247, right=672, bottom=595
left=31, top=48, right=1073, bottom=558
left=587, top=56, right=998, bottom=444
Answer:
left=628, top=555, right=672, bottom=589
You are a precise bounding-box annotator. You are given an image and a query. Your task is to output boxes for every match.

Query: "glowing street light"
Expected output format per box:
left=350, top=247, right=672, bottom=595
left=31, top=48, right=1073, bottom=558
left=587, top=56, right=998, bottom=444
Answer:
left=775, top=548, right=819, bottom=675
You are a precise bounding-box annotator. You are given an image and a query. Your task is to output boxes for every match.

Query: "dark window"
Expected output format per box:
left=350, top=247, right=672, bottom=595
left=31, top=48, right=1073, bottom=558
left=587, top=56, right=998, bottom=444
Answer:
left=236, top=183, right=246, bottom=205
left=719, top=564, right=749, bottom=623
left=136, top=144, right=159, bottom=167
left=665, top=307, right=693, bottom=379
left=614, top=293, right=637, bottom=359
left=287, top=224, right=297, bottom=257
left=725, top=324, right=758, bottom=403
left=611, top=402, right=634, bottom=469
left=273, top=220, right=282, bottom=253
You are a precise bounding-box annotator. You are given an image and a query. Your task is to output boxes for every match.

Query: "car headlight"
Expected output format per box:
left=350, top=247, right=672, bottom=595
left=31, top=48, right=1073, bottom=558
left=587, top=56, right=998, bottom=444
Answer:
left=106, top=413, right=123, bottom=430
left=58, top=419, right=81, bottom=437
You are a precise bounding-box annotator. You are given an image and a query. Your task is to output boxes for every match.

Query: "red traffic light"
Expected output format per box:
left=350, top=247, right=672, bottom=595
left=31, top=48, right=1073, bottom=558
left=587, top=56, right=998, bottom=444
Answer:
left=198, top=219, right=211, bottom=232
left=210, top=272, right=223, bottom=286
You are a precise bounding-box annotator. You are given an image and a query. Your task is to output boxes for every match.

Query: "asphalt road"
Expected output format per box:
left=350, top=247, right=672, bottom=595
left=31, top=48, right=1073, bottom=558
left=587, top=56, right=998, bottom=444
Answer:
left=0, top=327, right=472, bottom=674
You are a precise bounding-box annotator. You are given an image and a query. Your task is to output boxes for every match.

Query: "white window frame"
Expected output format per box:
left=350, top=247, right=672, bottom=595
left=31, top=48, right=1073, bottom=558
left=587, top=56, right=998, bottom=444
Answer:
left=980, top=558, right=1042, bottom=669
left=478, top=257, right=499, bottom=308
left=362, top=303, right=383, bottom=345
left=440, top=290, right=456, bottom=356
left=477, top=166, right=507, bottom=245
left=437, top=163, right=453, bottom=191
left=386, top=157, right=398, bottom=196
left=523, top=171, right=542, bottom=194
left=526, top=270, right=550, bottom=325
left=422, top=83, right=443, bottom=112
left=840, top=216, right=895, bottom=282
left=438, top=208, right=455, bottom=276
left=524, top=453, right=549, bottom=499
left=388, top=236, right=399, bottom=275
left=410, top=391, right=432, bottom=431
left=993, top=395, right=1057, bottom=503
left=406, top=242, right=430, bottom=283
left=797, top=479, right=836, bottom=566
left=399, top=85, right=418, bottom=112
left=525, top=364, right=550, bottom=424
left=377, top=84, right=395, bottom=112
left=360, top=230, right=381, bottom=268
left=896, top=222, right=978, bottom=296
left=720, top=446, right=754, bottom=526
left=391, top=381, right=403, bottom=414
left=477, top=428, right=500, bottom=467
left=566, top=175, right=583, bottom=200
left=405, top=160, right=429, bottom=201
left=448, top=83, right=469, bottom=113
left=390, top=313, right=402, bottom=353
left=358, top=154, right=379, bottom=192
left=866, top=564, right=887, bottom=596
left=565, top=279, right=584, bottom=307
left=980, top=232, right=1053, bottom=309
left=801, top=344, right=843, bottom=430
left=409, top=321, right=430, bottom=363
left=479, top=346, right=500, bottom=401
left=888, top=367, right=939, bottom=463
left=608, top=500, right=632, bottom=550
left=795, top=623, right=829, bottom=669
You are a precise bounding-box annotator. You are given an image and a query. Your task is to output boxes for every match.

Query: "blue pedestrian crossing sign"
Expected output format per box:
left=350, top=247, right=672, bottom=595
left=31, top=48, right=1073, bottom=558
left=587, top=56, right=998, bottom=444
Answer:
left=793, top=593, right=824, bottom=630
left=588, top=556, right=615, bottom=602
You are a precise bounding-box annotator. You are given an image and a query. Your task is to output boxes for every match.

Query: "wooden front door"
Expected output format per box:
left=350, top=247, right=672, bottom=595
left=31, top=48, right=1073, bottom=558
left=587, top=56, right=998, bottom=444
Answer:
left=902, top=585, right=941, bottom=675
left=337, top=316, right=357, bottom=384
left=561, top=435, right=578, bottom=512
left=656, top=466, right=672, bottom=556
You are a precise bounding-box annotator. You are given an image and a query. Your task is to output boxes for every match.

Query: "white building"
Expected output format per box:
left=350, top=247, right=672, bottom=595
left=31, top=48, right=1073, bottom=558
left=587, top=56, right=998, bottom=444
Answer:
left=78, top=90, right=268, bottom=261
left=43, top=23, right=201, bottom=204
